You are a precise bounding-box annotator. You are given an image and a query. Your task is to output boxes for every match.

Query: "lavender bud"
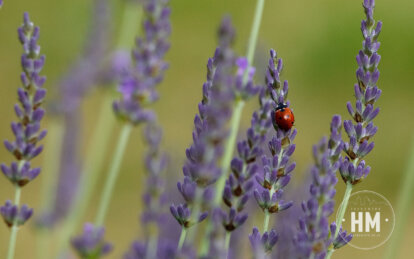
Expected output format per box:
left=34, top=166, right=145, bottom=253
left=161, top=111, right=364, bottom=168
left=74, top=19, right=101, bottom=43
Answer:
left=0, top=201, right=33, bottom=227
left=71, top=223, right=113, bottom=258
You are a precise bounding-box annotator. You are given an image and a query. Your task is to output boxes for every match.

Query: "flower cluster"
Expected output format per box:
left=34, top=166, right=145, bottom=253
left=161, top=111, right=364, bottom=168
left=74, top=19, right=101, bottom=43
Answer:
left=340, top=0, right=382, bottom=185
left=0, top=201, right=33, bottom=227
left=1, top=12, right=46, bottom=227
left=121, top=1, right=172, bottom=258
left=220, top=86, right=273, bottom=232
left=124, top=122, right=170, bottom=259
left=249, top=227, right=279, bottom=258
left=171, top=18, right=237, bottom=231
left=251, top=49, right=296, bottom=254
left=294, top=116, right=352, bottom=258
left=71, top=223, right=113, bottom=259
left=113, top=0, right=171, bottom=125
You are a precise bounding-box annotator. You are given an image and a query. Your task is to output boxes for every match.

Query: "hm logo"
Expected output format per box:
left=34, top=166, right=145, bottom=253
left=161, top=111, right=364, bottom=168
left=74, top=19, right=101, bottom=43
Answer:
left=351, top=212, right=380, bottom=232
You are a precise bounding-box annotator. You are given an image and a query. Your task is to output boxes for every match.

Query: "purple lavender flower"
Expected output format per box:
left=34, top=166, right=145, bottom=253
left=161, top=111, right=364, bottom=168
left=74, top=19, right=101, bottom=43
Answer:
left=123, top=122, right=170, bottom=259
left=251, top=50, right=296, bottom=254
left=330, top=223, right=353, bottom=250
left=71, top=223, right=113, bottom=258
left=124, top=238, right=193, bottom=259
left=2, top=12, right=47, bottom=172
left=294, top=116, right=349, bottom=258
left=341, top=0, right=382, bottom=185
left=0, top=200, right=33, bottom=227
left=0, top=0, right=3, bottom=8
left=0, top=13, right=46, bottom=227
left=170, top=204, right=208, bottom=228
left=173, top=18, right=237, bottom=233
left=249, top=227, right=279, bottom=258
left=219, top=66, right=273, bottom=233
left=113, top=0, right=171, bottom=125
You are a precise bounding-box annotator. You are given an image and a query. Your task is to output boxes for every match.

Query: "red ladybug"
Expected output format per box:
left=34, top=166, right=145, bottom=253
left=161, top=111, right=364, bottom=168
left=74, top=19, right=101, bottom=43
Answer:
left=274, top=103, right=295, bottom=131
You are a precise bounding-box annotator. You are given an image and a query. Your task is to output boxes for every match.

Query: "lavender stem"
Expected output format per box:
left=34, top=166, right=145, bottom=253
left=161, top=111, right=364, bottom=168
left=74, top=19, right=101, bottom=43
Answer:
left=326, top=182, right=353, bottom=259
left=245, top=0, right=265, bottom=69
left=55, top=93, right=116, bottom=253
left=116, top=2, right=143, bottom=50
left=94, top=124, right=133, bottom=226
left=224, top=231, right=231, bottom=257
left=178, top=227, right=188, bottom=251
left=263, top=209, right=270, bottom=233
left=7, top=186, right=22, bottom=259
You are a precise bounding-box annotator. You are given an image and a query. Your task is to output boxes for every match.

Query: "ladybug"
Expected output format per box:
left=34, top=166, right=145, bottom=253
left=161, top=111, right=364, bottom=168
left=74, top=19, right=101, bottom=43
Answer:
left=274, top=103, right=295, bottom=131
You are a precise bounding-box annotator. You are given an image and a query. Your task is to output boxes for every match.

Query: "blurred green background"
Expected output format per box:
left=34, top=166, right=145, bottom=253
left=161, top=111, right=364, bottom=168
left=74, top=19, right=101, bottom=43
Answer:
left=0, top=0, right=413, bottom=258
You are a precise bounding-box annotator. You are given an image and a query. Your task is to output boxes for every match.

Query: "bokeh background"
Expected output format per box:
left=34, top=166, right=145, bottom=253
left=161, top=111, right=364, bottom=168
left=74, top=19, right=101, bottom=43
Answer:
left=0, top=0, right=413, bottom=258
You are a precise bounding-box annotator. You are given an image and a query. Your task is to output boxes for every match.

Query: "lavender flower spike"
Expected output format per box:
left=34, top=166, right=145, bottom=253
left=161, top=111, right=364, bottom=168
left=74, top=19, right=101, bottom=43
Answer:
left=2, top=12, right=47, bottom=180
left=172, top=18, right=236, bottom=250
left=0, top=0, right=3, bottom=8
left=219, top=66, right=273, bottom=234
left=251, top=49, right=297, bottom=254
left=71, top=223, right=113, bottom=259
left=341, top=0, right=382, bottom=185
left=327, top=1, right=382, bottom=256
left=1, top=12, right=46, bottom=259
left=113, top=0, right=171, bottom=125
left=294, top=116, right=351, bottom=258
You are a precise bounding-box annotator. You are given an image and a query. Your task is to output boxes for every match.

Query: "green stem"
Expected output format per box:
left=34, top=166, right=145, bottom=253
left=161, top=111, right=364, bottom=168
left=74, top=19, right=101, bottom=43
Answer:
left=186, top=187, right=203, bottom=242
left=383, top=137, right=414, bottom=259
left=334, top=182, right=353, bottom=238
left=263, top=210, right=270, bottom=233
left=94, top=124, right=133, bottom=226
left=177, top=227, right=187, bottom=251
left=224, top=231, right=231, bottom=258
left=55, top=91, right=117, bottom=254
left=245, top=0, right=266, bottom=68
left=326, top=182, right=353, bottom=259
left=116, top=2, right=143, bottom=50
left=213, top=99, right=245, bottom=206
left=7, top=187, right=22, bottom=259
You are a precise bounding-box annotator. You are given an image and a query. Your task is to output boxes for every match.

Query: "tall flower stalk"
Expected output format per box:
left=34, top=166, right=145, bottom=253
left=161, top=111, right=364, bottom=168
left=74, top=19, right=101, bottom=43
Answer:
left=294, top=116, right=352, bottom=258
left=326, top=0, right=382, bottom=257
left=171, top=17, right=236, bottom=252
left=212, top=0, right=266, bottom=208
left=250, top=50, right=296, bottom=256
left=72, top=0, right=170, bottom=257
left=219, top=68, right=272, bottom=256
left=0, top=13, right=46, bottom=259
left=92, top=0, right=171, bottom=227
left=123, top=122, right=169, bottom=259
left=199, top=0, right=267, bottom=254
left=54, top=1, right=142, bottom=256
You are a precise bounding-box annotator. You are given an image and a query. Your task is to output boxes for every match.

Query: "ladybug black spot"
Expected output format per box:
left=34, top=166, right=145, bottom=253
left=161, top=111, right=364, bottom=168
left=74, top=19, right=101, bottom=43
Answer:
left=279, top=117, right=282, bottom=119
